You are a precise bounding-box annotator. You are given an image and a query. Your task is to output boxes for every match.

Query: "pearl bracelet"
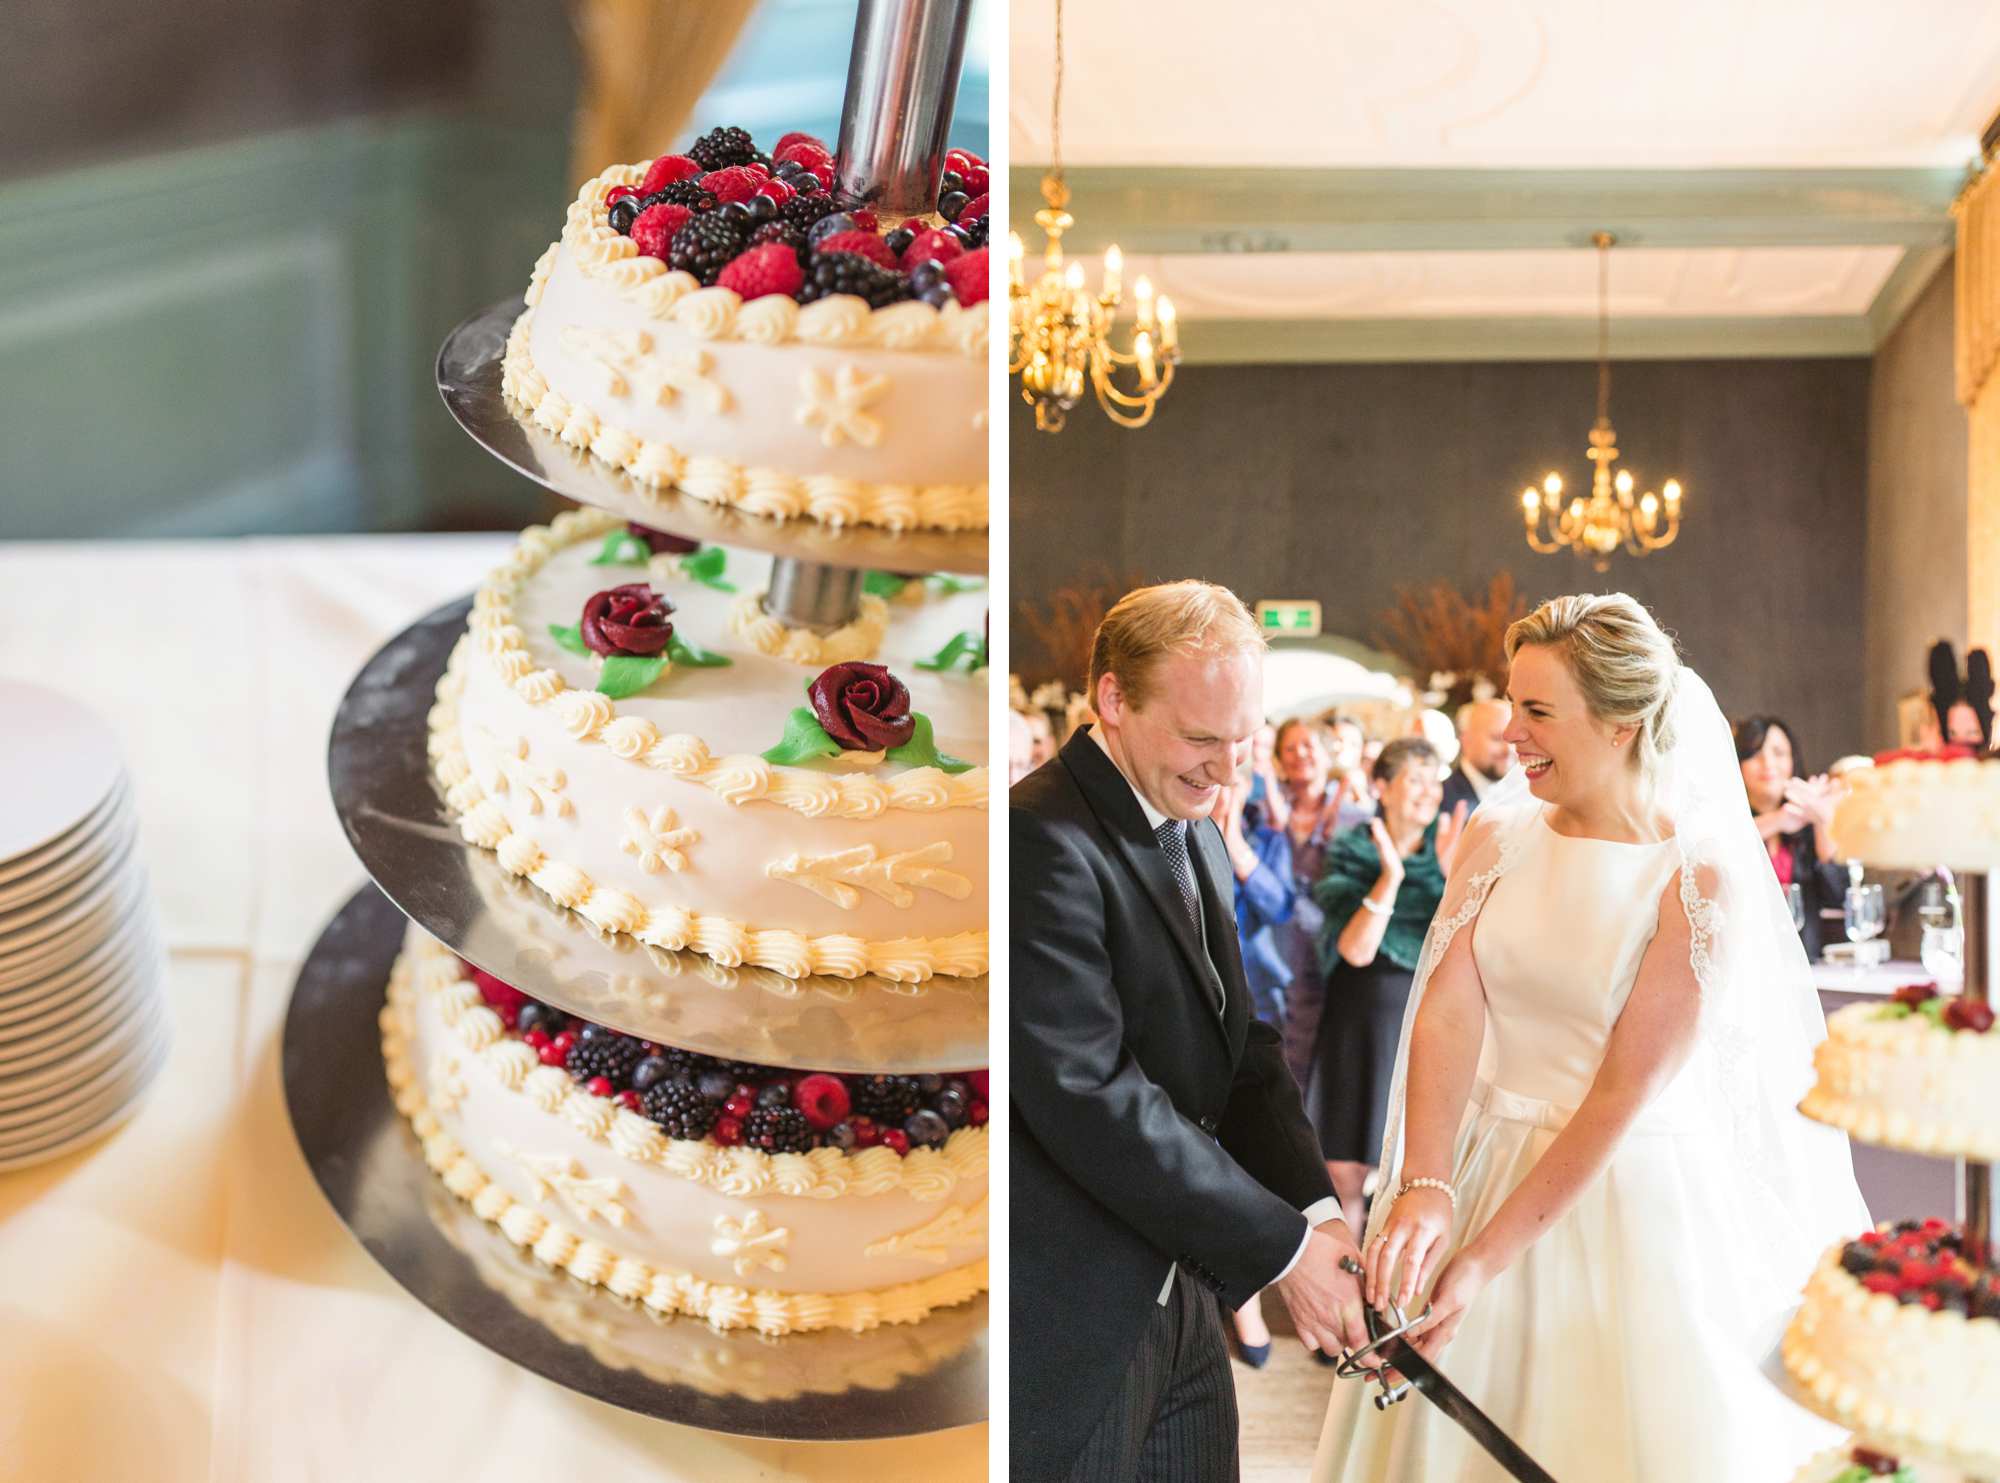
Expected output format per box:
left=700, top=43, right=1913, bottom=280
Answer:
left=1396, top=1177, right=1456, bottom=1212
left=1359, top=894, right=1393, bottom=916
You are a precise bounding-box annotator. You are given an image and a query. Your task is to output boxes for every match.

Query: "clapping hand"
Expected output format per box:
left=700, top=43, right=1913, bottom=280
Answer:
left=1368, top=819, right=1405, bottom=890
left=1782, top=774, right=1843, bottom=834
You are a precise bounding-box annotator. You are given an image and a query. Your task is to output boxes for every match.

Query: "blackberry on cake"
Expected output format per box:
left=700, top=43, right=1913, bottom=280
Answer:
left=565, top=1027, right=645, bottom=1088
left=744, top=1104, right=815, bottom=1154
left=852, top=1074, right=923, bottom=1124
left=641, top=1078, right=720, bottom=1141
left=669, top=212, right=750, bottom=285
left=687, top=124, right=758, bottom=172
left=800, top=252, right=910, bottom=309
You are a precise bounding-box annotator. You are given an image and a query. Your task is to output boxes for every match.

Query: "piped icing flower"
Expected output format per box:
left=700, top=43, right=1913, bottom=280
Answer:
left=581, top=584, right=675, bottom=657
left=809, top=661, right=915, bottom=751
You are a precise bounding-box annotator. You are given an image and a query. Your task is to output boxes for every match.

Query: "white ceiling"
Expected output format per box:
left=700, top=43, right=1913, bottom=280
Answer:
left=1007, top=1, right=1997, bottom=345
left=1011, top=0, right=2000, bottom=169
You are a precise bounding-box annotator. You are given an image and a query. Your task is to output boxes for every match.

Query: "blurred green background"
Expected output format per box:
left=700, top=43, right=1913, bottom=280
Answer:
left=0, top=0, right=990, bottom=538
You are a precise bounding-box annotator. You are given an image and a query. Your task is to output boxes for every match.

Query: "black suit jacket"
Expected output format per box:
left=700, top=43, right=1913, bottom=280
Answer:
left=1440, top=763, right=1483, bottom=819
left=1010, top=728, right=1336, bottom=1478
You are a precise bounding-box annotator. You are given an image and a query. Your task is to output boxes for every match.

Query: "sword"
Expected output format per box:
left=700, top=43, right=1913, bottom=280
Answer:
left=1333, top=1255, right=1561, bottom=1483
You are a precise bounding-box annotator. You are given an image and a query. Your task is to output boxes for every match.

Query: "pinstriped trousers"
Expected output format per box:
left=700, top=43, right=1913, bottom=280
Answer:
left=1064, top=1270, right=1239, bottom=1482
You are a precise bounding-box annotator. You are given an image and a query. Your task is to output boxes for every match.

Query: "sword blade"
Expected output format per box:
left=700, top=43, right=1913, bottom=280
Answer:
left=1373, top=1335, right=1561, bottom=1483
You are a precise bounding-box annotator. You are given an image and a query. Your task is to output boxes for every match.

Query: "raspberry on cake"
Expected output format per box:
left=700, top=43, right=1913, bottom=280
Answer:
left=1783, top=1221, right=2000, bottom=1466
left=383, top=931, right=989, bottom=1333
left=501, top=125, right=987, bottom=532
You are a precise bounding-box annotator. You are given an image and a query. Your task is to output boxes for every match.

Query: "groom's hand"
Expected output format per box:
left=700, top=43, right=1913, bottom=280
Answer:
left=1274, top=1221, right=1369, bottom=1358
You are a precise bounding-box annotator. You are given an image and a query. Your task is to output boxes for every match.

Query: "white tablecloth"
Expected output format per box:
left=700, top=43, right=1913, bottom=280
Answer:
left=0, top=536, right=986, bottom=1481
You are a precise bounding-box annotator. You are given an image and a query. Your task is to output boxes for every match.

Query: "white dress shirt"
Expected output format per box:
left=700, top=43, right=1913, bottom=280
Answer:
left=1087, top=730, right=1342, bottom=1301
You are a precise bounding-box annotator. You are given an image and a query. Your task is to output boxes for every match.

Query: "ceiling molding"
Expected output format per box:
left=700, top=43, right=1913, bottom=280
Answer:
left=1866, top=243, right=1954, bottom=346
left=1175, top=315, right=1873, bottom=366
left=1008, top=166, right=1965, bottom=256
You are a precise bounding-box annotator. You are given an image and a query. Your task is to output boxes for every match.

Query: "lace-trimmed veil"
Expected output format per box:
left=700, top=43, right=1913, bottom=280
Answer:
left=1368, top=666, right=1868, bottom=1315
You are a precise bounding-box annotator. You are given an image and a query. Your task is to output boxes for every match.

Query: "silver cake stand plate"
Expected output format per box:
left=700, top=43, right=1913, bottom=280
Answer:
left=283, top=882, right=988, bottom=1439
left=326, top=595, right=988, bottom=1073
left=437, top=299, right=986, bottom=576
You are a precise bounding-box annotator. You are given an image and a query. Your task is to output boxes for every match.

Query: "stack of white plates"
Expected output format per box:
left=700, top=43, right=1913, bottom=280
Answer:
left=0, top=681, right=169, bottom=1171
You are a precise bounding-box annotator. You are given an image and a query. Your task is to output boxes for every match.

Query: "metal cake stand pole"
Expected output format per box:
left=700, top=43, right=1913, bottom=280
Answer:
left=1963, top=873, right=1994, bottom=1273
left=760, top=0, right=975, bottom=634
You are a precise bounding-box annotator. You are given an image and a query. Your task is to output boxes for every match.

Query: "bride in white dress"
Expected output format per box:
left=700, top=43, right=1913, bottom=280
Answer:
left=1313, top=593, right=1870, bottom=1482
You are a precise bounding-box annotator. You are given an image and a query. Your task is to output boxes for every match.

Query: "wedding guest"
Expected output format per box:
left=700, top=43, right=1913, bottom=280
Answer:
left=1246, top=721, right=1281, bottom=816
left=1214, top=764, right=1296, bottom=1031
left=1025, top=707, right=1058, bottom=769
left=1271, top=718, right=1369, bottom=1084
left=1307, top=737, right=1465, bottom=1236
left=1734, top=715, right=1847, bottom=961
left=1441, top=698, right=1514, bottom=816
left=1009, top=708, right=1037, bottom=786
left=1211, top=761, right=1301, bottom=1367
left=1326, top=715, right=1375, bottom=809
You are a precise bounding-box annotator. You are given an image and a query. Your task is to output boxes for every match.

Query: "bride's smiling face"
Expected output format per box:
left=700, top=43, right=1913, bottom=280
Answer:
left=1502, top=643, right=1633, bottom=806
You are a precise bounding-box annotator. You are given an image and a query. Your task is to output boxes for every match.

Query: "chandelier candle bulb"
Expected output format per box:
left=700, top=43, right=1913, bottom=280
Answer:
left=1102, top=245, right=1122, bottom=302
left=1158, top=298, right=1177, bottom=352
left=1135, top=330, right=1156, bottom=387
left=1134, top=275, right=1155, bottom=333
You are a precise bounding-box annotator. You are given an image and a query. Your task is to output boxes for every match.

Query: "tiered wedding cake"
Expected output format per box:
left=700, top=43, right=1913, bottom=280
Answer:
left=382, top=125, right=991, bottom=1333
left=1784, top=751, right=2000, bottom=1462
left=504, top=127, right=989, bottom=532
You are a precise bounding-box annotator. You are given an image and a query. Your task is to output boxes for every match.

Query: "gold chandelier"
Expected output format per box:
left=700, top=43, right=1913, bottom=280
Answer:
left=1521, top=232, right=1684, bottom=572
left=1008, top=0, right=1177, bottom=431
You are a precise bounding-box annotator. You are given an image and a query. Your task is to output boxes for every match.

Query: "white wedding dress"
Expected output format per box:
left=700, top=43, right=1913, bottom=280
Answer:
left=1312, top=806, right=1858, bottom=1481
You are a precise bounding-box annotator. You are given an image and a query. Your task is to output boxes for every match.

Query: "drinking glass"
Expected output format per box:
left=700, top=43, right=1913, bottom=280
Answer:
left=1843, top=883, right=1885, bottom=944
left=1785, top=882, right=1805, bottom=935
left=1919, top=902, right=1963, bottom=985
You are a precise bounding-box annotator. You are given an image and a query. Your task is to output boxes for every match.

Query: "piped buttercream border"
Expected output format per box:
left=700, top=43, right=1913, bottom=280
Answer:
left=383, top=948, right=987, bottom=1333
left=502, top=310, right=987, bottom=532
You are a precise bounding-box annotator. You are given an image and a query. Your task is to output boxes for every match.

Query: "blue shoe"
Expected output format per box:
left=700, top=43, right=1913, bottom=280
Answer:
left=1235, top=1338, right=1272, bottom=1369
left=1312, top=1347, right=1342, bottom=1367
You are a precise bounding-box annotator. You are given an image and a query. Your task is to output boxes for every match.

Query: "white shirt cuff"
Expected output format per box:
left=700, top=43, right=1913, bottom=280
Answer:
left=1271, top=1198, right=1345, bottom=1285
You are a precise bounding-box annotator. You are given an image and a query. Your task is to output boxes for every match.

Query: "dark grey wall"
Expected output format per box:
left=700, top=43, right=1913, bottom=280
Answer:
left=1866, top=262, right=1968, bottom=750
left=1011, top=354, right=1872, bottom=765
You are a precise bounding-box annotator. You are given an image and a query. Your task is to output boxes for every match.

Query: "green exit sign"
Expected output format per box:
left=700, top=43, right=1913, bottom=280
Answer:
left=1257, top=599, right=1322, bottom=636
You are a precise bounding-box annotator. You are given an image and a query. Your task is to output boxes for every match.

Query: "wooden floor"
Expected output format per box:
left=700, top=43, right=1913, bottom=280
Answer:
left=1231, top=1291, right=1339, bottom=1481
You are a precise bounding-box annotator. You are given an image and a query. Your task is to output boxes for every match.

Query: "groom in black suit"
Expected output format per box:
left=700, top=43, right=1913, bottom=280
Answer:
left=1012, top=581, right=1369, bottom=1481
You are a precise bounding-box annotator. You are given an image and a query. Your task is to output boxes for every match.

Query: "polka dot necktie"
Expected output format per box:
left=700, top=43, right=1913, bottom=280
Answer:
left=1154, top=819, right=1201, bottom=932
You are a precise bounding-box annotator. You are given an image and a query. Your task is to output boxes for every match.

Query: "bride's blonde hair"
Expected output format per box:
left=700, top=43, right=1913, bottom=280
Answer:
left=1505, top=593, right=1681, bottom=774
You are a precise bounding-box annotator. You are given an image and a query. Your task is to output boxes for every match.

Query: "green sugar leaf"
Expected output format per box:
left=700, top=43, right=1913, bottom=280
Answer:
left=914, top=629, right=988, bottom=673
left=668, top=633, right=732, bottom=668
left=588, top=530, right=648, bottom=566
left=1917, top=995, right=1950, bottom=1028
left=595, top=654, right=669, bottom=699
left=927, top=574, right=984, bottom=595
left=548, top=623, right=590, bottom=657
left=681, top=546, right=736, bottom=591
left=762, top=707, right=844, bottom=766
left=1872, top=1002, right=1914, bottom=1020
left=885, top=712, right=976, bottom=775
left=863, top=570, right=911, bottom=598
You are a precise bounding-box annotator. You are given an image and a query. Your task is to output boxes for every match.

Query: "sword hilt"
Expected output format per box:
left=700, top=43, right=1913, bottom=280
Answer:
left=1331, top=1254, right=1432, bottom=1406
